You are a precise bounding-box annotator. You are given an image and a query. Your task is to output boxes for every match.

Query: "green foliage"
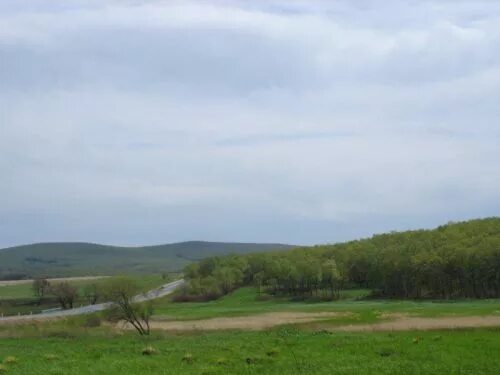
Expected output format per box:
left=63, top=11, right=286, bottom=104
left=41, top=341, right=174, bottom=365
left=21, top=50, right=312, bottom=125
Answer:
left=49, top=282, right=78, bottom=309
left=182, top=218, right=500, bottom=300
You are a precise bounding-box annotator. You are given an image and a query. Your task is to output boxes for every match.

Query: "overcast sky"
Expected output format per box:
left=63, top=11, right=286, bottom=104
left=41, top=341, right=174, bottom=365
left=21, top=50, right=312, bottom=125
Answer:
left=1, top=0, right=499, bottom=248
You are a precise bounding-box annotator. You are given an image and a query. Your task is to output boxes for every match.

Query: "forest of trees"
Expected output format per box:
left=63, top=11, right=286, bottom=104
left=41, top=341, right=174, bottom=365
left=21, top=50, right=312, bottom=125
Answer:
left=180, top=218, right=500, bottom=301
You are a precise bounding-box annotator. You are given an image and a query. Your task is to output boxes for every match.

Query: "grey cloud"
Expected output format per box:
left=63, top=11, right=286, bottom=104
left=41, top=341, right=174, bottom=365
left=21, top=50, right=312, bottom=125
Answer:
left=0, top=0, right=499, bottom=247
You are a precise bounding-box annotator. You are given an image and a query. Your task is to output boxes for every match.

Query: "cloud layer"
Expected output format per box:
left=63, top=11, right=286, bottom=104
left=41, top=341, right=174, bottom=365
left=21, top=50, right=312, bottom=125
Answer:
left=1, top=0, right=499, bottom=247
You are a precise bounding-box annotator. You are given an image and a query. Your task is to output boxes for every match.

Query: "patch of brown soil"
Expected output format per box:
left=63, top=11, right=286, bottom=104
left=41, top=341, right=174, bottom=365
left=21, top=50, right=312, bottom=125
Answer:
left=130, top=312, right=350, bottom=331
left=334, top=315, right=500, bottom=332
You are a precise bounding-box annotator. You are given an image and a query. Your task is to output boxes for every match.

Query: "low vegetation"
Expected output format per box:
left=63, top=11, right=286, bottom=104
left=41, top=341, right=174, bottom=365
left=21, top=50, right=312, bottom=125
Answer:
left=0, top=326, right=499, bottom=374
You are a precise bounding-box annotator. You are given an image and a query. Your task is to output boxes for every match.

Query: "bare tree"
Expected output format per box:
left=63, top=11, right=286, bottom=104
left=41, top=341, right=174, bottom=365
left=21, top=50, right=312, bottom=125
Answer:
left=83, top=283, right=100, bottom=305
left=50, top=282, right=78, bottom=309
left=103, top=277, right=153, bottom=336
left=32, top=278, right=50, bottom=299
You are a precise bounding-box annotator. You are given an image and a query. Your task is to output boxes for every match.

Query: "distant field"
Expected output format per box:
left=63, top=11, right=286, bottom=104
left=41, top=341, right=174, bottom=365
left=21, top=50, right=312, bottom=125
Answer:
left=0, top=276, right=107, bottom=287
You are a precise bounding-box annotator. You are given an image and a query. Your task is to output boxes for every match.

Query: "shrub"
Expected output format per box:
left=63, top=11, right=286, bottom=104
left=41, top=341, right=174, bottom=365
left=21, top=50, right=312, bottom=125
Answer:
left=215, top=357, right=227, bottom=365
left=0, top=364, right=6, bottom=372
left=245, top=356, right=264, bottom=365
left=3, top=356, right=17, bottom=364
left=142, top=346, right=158, bottom=356
left=377, top=348, right=395, bottom=357
left=182, top=353, right=194, bottom=364
left=266, top=348, right=280, bottom=357
left=43, top=354, right=59, bottom=361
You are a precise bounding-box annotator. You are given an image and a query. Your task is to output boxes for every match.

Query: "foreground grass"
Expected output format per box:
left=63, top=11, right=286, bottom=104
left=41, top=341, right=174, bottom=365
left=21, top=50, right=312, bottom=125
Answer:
left=153, top=287, right=500, bottom=325
left=0, top=327, right=499, bottom=374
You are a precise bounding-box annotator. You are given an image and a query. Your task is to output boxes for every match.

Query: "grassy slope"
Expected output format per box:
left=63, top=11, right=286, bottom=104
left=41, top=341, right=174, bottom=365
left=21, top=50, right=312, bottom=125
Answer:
left=0, top=329, right=499, bottom=374
left=153, top=287, right=500, bottom=323
left=0, top=241, right=294, bottom=278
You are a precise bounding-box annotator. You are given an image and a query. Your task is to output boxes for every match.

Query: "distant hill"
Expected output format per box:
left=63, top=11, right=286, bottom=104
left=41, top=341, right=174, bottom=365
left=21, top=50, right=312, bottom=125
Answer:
left=0, top=241, right=295, bottom=279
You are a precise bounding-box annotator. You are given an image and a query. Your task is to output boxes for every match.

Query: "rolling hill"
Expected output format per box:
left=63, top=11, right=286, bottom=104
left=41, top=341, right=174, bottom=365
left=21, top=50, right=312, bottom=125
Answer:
left=0, top=241, right=295, bottom=279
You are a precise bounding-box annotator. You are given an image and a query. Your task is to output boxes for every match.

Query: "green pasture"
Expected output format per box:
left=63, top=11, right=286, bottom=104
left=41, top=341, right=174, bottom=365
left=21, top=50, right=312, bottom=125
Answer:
left=0, top=328, right=499, bottom=374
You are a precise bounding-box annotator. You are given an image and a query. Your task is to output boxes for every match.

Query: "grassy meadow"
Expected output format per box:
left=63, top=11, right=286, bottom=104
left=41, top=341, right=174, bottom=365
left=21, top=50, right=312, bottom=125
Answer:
left=153, top=287, right=500, bottom=323
left=0, top=325, right=499, bottom=374
left=1, top=285, right=500, bottom=373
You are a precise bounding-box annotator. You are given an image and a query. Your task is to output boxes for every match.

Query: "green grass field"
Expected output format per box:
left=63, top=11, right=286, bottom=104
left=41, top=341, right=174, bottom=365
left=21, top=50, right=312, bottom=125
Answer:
left=0, top=328, right=499, bottom=374
left=1, top=285, right=500, bottom=374
left=152, top=287, right=500, bottom=324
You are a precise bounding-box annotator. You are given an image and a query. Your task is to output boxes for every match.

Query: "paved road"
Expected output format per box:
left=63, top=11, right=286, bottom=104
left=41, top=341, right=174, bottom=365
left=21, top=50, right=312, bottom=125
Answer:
left=0, top=279, right=184, bottom=322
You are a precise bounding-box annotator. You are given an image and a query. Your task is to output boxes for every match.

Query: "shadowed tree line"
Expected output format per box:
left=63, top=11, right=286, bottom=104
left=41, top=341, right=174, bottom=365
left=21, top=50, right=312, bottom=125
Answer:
left=180, top=218, right=500, bottom=300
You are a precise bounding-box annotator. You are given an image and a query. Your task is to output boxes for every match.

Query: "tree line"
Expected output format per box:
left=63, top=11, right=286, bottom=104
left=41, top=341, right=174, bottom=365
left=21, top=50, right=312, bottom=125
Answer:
left=180, top=218, right=500, bottom=300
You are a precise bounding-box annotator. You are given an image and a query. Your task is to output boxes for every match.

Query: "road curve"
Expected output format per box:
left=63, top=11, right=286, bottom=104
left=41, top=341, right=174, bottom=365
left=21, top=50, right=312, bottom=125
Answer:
left=0, top=279, right=184, bottom=322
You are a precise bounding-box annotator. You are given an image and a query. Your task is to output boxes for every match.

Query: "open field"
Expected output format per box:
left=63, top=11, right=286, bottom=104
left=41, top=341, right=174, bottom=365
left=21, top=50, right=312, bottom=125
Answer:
left=1, top=285, right=500, bottom=373
left=0, top=327, right=499, bottom=374
left=152, top=287, right=500, bottom=324
left=0, top=276, right=107, bottom=287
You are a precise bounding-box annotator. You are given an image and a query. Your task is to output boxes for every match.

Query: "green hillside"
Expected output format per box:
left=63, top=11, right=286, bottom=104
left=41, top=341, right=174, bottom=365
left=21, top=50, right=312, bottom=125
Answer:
left=181, top=218, right=500, bottom=300
left=0, top=241, right=294, bottom=279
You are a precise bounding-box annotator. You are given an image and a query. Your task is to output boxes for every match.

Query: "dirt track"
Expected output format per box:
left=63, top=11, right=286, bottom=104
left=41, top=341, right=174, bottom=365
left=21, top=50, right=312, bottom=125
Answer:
left=144, top=312, right=500, bottom=332
left=146, top=312, right=349, bottom=331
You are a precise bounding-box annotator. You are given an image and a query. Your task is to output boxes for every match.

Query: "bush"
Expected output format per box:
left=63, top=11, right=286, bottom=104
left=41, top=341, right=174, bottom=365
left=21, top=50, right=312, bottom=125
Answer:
left=377, top=348, right=395, bottom=357
left=266, top=348, right=280, bottom=357
left=43, top=354, right=59, bottom=361
left=245, top=356, right=264, bottom=365
left=215, top=357, right=227, bottom=365
left=142, top=346, right=158, bottom=356
left=182, top=353, right=194, bottom=364
left=3, top=356, right=17, bottom=364
left=0, top=364, right=6, bottom=372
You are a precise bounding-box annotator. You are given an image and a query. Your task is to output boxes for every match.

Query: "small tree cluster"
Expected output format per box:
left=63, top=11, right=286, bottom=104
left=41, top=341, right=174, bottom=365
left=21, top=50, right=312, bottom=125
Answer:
left=32, top=278, right=50, bottom=299
left=50, top=282, right=78, bottom=309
